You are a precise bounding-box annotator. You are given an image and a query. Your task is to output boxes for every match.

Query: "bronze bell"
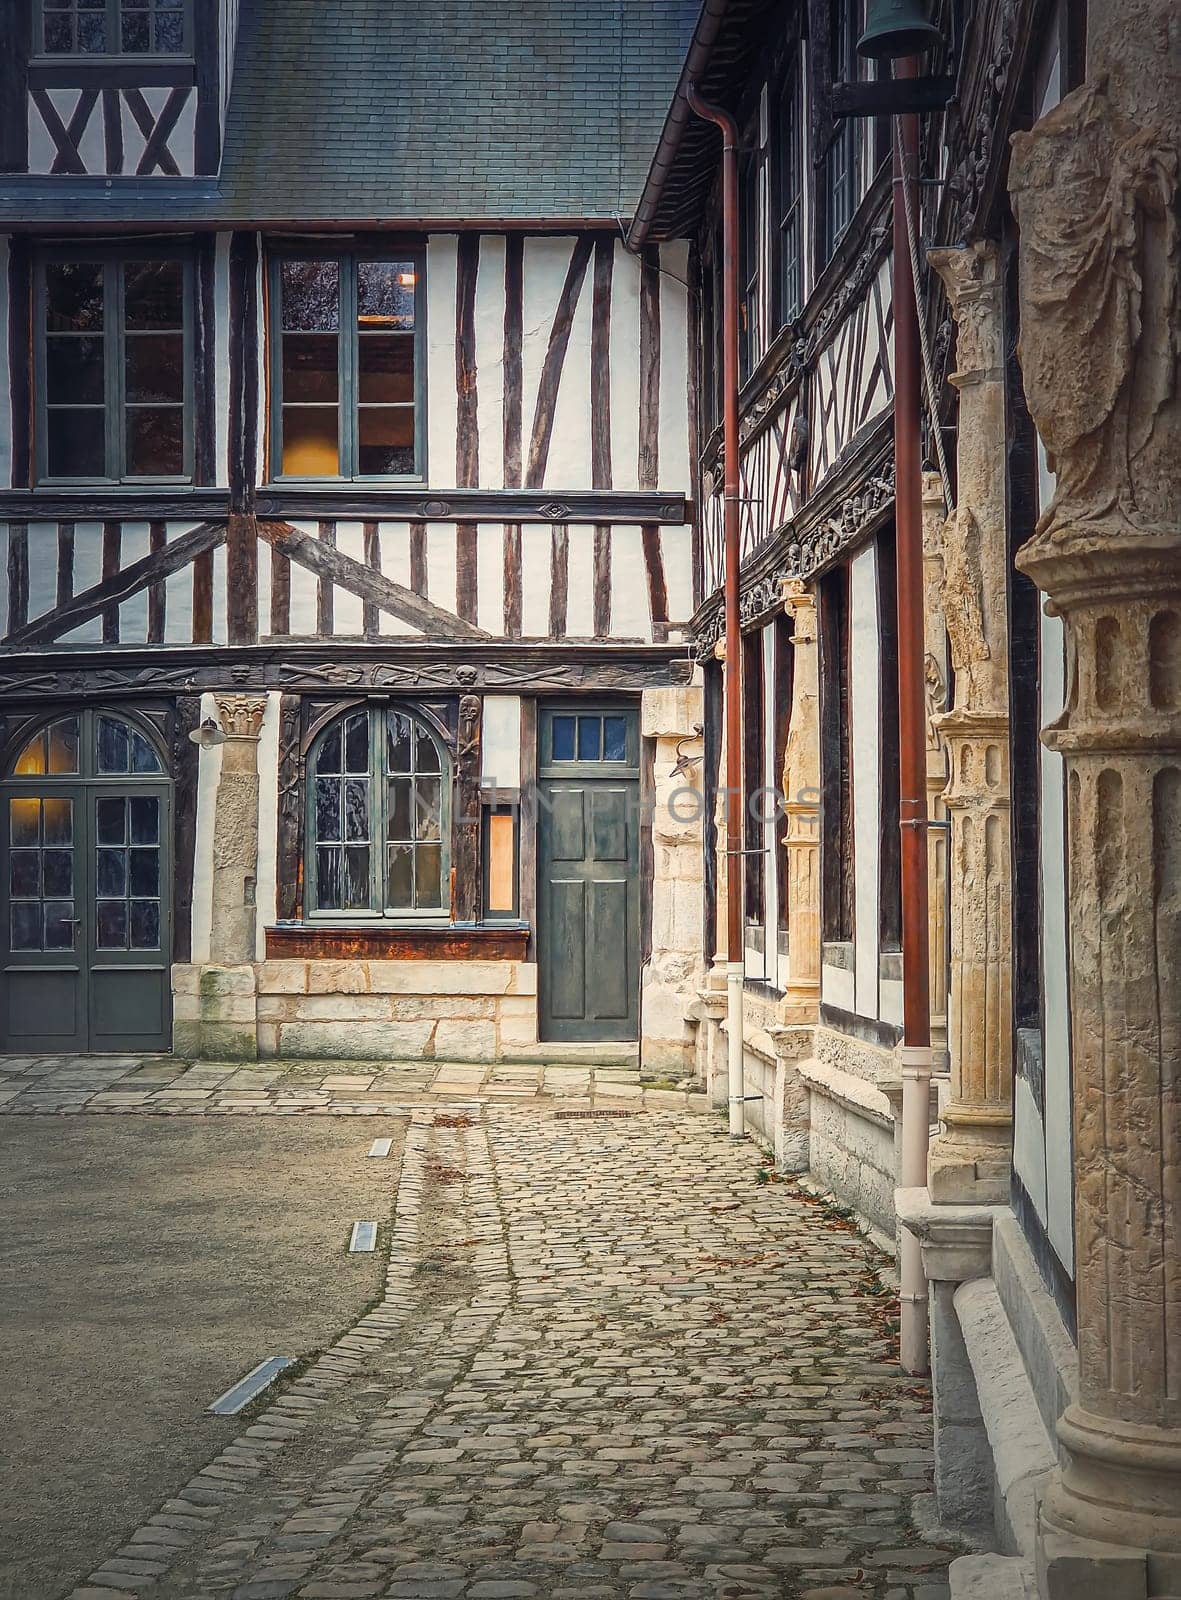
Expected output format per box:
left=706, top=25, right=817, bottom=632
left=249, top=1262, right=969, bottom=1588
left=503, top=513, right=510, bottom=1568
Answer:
left=856, top=0, right=944, bottom=60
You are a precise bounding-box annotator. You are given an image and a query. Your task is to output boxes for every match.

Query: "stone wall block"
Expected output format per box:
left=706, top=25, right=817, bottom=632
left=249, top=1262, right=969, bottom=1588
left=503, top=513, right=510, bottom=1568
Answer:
left=277, top=1019, right=435, bottom=1060
left=257, top=961, right=309, bottom=995
left=305, top=960, right=372, bottom=995
left=434, top=1019, right=498, bottom=1061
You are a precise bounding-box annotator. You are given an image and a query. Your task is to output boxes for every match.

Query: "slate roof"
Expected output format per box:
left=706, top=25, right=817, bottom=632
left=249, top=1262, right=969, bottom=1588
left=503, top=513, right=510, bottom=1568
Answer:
left=0, top=0, right=700, bottom=226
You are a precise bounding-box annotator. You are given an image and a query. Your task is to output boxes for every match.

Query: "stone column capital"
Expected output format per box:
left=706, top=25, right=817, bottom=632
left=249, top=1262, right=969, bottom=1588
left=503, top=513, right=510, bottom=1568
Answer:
left=894, top=1187, right=1000, bottom=1283
left=215, top=693, right=268, bottom=741
left=928, top=241, right=1003, bottom=385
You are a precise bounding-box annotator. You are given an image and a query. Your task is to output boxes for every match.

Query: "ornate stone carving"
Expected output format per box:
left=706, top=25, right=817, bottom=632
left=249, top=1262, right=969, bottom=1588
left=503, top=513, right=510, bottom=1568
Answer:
left=1010, top=78, right=1179, bottom=542
left=780, top=581, right=821, bottom=1022
left=209, top=694, right=266, bottom=974
left=215, top=693, right=267, bottom=740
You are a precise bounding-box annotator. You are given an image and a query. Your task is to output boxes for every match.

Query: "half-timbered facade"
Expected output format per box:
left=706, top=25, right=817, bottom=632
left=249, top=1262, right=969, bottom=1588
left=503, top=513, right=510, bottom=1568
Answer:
left=0, top=0, right=707, bottom=1067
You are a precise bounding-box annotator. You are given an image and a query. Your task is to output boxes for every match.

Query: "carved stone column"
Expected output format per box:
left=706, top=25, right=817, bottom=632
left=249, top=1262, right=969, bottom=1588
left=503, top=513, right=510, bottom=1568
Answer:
left=779, top=579, right=820, bottom=1023
left=922, top=472, right=950, bottom=1053
left=209, top=693, right=267, bottom=968
left=1009, top=31, right=1181, bottom=1593
left=926, top=243, right=1014, bottom=1204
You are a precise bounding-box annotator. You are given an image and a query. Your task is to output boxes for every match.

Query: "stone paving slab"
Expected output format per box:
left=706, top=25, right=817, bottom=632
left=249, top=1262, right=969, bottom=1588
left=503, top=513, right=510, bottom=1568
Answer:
left=65, top=1104, right=954, bottom=1600
left=0, top=1056, right=707, bottom=1119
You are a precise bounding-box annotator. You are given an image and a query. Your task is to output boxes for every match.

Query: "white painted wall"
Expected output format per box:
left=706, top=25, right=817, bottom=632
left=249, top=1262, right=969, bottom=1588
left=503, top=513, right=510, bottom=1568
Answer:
left=214, top=233, right=231, bottom=489
left=481, top=696, right=522, bottom=790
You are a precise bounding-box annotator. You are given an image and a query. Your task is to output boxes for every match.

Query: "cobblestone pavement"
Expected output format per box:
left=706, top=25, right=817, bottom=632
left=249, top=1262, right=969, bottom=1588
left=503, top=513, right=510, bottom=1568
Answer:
left=0, top=1057, right=704, bottom=1118
left=60, top=1103, right=953, bottom=1600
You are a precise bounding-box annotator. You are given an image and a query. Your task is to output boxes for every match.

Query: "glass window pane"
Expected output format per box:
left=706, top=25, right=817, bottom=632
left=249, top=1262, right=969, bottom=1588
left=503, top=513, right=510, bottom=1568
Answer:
left=316, top=723, right=342, bottom=774
left=414, top=726, right=440, bottom=773
left=97, top=848, right=127, bottom=896
left=46, top=263, right=103, bottom=332
left=415, top=778, right=441, bottom=842
left=10, top=852, right=40, bottom=897
left=124, top=260, right=183, bottom=328
left=577, top=717, right=602, bottom=760
left=130, top=900, right=161, bottom=948
left=357, top=407, right=414, bottom=475
left=13, top=734, right=47, bottom=777
left=10, top=797, right=41, bottom=846
left=358, top=335, right=414, bottom=403
left=129, top=848, right=159, bottom=897
left=46, top=336, right=104, bottom=405
left=96, top=900, right=128, bottom=948
left=129, top=796, right=160, bottom=843
left=153, top=8, right=183, bottom=50
left=43, top=797, right=72, bottom=845
left=551, top=716, right=575, bottom=762
left=11, top=903, right=41, bottom=951
left=130, top=730, right=162, bottom=773
left=126, top=333, right=183, bottom=402
left=281, top=261, right=339, bottom=332
left=77, top=11, right=105, bottom=50
left=603, top=716, right=627, bottom=762
left=97, top=715, right=130, bottom=773
left=386, top=714, right=411, bottom=773
left=43, top=13, right=72, bottom=50
left=47, top=411, right=105, bottom=478
left=281, top=407, right=339, bottom=476
left=486, top=812, right=515, bottom=913
left=344, top=713, right=369, bottom=774
left=315, top=776, right=341, bottom=843
left=282, top=334, right=338, bottom=403
left=42, top=850, right=73, bottom=897
left=357, top=262, right=415, bottom=329
left=47, top=717, right=80, bottom=774
left=387, top=778, right=411, bottom=841
left=344, top=778, right=369, bottom=842
left=386, top=843, right=412, bottom=909
left=121, top=9, right=149, bottom=50
left=343, top=845, right=370, bottom=910
left=127, top=408, right=184, bottom=476
left=96, top=796, right=126, bottom=844
left=44, top=901, right=75, bottom=951
left=415, top=844, right=442, bottom=908
left=316, top=845, right=341, bottom=909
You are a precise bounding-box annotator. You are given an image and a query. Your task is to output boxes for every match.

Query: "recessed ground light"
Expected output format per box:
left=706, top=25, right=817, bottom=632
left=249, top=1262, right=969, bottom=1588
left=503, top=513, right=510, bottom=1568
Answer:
left=368, top=1138, right=394, bottom=1158
left=349, top=1220, right=378, bottom=1252
left=207, top=1356, right=293, bottom=1416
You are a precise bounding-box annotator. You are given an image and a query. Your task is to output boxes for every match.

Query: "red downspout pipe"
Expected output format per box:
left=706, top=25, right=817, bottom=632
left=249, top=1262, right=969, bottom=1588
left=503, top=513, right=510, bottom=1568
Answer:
left=685, top=83, right=746, bottom=1139
left=892, top=57, right=933, bottom=1376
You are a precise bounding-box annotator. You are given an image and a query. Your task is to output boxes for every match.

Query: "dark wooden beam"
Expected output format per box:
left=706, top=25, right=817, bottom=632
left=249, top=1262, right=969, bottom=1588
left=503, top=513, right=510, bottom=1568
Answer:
left=452, top=693, right=482, bottom=923
left=228, top=231, right=259, bottom=513
left=0, top=490, right=231, bottom=520
left=503, top=235, right=524, bottom=489
left=455, top=233, right=480, bottom=489
left=171, top=693, right=201, bottom=963
left=252, top=487, right=690, bottom=524
left=275, top=694, right=303, bottom=921
left=101, top=521, right=121, bottom=643
left=503, top=524, right=522, bottom=639
left=258, top=519, right=490, bottom=640
left=226, top=511, right=258, bottom=646
left=525, top=236, right=594, bottom=488
left=549, top=524, right=569, bottom=641
left=638, top=245, right=661, bottom=491
left=593, top=523, right=612, bottom=638
left=591, top=236, right=614, bottom=491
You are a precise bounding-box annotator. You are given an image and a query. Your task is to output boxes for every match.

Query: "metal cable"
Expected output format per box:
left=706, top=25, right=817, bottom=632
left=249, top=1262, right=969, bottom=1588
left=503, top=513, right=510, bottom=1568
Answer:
left=894, top=119, right=953, bottom=511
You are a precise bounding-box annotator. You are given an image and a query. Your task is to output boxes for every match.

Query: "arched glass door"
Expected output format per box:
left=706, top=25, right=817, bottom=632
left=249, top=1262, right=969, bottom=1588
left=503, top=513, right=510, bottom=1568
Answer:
left=1, top=710, right=171, bottom=1053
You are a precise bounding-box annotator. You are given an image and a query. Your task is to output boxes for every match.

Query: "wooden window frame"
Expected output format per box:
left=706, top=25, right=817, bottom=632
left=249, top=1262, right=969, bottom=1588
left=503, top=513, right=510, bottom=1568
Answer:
left=818, top=0, right=861, bottom=268
left=737, top=148, right=761, bottom=386
left=33, top=243, right=195, bottom=488
left=305, top=702, right=451, bottom=924
left=267, top=245, right=427, bottom=485
left=34, top=0, right=193, bottom=60
left=481, top=803, right=520, bottom=923
left=772, top=48, right=804, bottom=330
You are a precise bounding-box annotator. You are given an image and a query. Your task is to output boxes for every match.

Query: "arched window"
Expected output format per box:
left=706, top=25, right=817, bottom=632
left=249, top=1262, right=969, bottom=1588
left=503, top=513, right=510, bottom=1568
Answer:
left=308, top=705, right=449, bottom=916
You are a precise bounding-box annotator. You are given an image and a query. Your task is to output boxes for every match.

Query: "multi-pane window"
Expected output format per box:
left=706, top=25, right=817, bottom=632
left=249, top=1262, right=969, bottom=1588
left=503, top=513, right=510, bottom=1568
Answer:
left=37, top=253, right=190, bottom=483
left=738, top=152, right=760, bottom=384
left=821, top=0, right=862, bottom=264
left=39, top=0, right=188, bottom=55
left=548, top=712, right=631, bottom=764
left=775, top=57, right=804, bottom=326
left=309, top=706, right=449, bottom=917
left=272, top=254, right=423, bottom=479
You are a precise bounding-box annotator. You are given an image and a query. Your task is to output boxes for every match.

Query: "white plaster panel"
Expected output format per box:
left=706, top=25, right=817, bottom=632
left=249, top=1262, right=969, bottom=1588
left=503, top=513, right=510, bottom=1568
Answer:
left=28, top=98, right=58, bottom=174
left=256, top=533, right=271, bottom=637
left=214, top=233, right=231, bottom=488
left=661, top=526, right=694, bottom=628
left=658, top=241, right=691, bottom=496
left=377, top=521, right=417, bottom=637
left=0, top=238, right=10, bottom=488
left=520, top=523, right=550, bottom=638
left=120, top=96, right=148, bottom=174
left=286, top=520, right=318, bottom=635
left=476, top=522, right=504, bottom=636
left=481, top=696, right=522, bottom=790
left=211, top=539, right=227, bottom=644
left=26, top=522, right=57, bottom=622
left=117, top=520, right=151, bottom=641
left=762, top=622, right=779, bottom=991
left=610, top=524, right=650, bottom=641
left=1014, top=1074, right=1049, bottom=1225
left=163, top=523, right=194, bottom=644
left=473, top=234, right=506, bottom=489
left=880, top=977, right=905, bottom=1027
left=565, top=523, right=594, bottom=637
left=425, top=234, right=459, bottom=489
left=332, top=521, right=366, bottom=635
left=822, top=962, right=856, bottom=1013
left=190, top=691, right=223, bottom=963
left=520, top=237, right=575, bottom=482
left=849, top=543, right=881, bottom=1018
left=255, top=691, right=281, bottom=958
left=609, top=240, right=641, bottom=493
left=544, top=248, right=593, bottom=491
left=168, top=88, right=197, bottom=176
left=425, top=522, right=457, bottom=619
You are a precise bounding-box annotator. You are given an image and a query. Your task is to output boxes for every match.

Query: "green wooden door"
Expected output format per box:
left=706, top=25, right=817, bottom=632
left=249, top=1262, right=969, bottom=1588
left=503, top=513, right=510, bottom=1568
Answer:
left=1, top=711, right=171, bottom=1054
left=538, top=707, right=639, bottom=1043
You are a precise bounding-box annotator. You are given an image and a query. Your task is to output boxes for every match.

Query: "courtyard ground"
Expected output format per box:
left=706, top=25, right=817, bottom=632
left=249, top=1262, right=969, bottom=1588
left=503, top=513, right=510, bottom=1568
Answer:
left=0, top=1061, right=956, bottom=1600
